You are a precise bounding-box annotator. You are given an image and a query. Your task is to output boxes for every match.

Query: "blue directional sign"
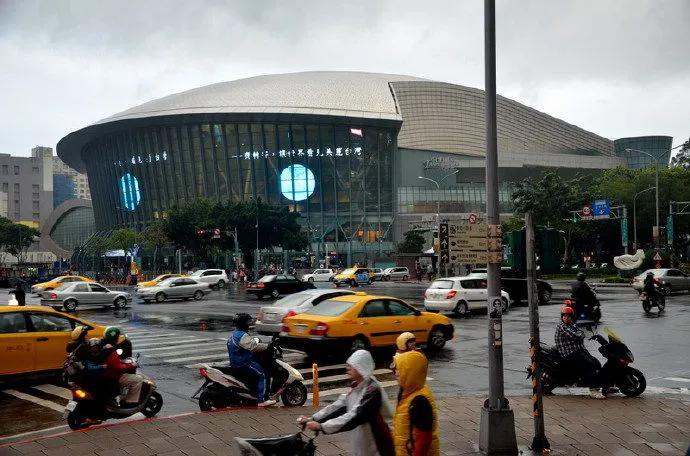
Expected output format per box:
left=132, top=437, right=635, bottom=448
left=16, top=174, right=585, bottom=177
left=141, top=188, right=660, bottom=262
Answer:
left=591, top=199, right=610, bottom=219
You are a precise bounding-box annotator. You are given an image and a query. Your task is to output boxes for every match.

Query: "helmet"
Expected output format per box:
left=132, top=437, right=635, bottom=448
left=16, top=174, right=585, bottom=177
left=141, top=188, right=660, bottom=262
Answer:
left=646, top=271, right=654, bottom=276
left=71, top=325, right=88, bottom=341
left=234, top=313, right=252, bottom=331
left=103, top=326, right=121, bottom=345
left=88, top=338, right=102, bottom=349
left=396, top=332, right=416, bottom=351
left=561, top=306, right=575, bottom=316
left=576, top=272, right=586, bottom=281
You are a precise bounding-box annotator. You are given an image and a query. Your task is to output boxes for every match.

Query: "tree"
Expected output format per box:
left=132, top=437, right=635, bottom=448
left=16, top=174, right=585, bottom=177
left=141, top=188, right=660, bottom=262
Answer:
left=141, top=221, right=171, bottom=273
left=107, top=229, right=138, bottom=258
left=0, top=218, right=40, bottom=265
left=85, top=235, right=110, bottom=272
left=397, top=230, right=426, bottom=254
left=670, top=139, right=690, bottom=169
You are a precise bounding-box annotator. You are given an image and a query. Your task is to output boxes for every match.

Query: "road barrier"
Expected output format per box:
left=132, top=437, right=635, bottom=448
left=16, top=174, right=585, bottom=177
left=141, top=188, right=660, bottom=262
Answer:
left=312, top=363, right=319, bottom=407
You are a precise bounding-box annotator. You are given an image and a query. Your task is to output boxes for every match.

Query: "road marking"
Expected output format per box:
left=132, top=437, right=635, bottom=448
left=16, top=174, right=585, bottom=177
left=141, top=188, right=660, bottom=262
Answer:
left=2, top=389, right=64, bottom=412
left=298, top=364, right=346, bottom=374
left=308, top=380, right=399, bottom=399
left=303, top=369, right=391, bottom=386
left=134, top=338, right=207, bottom=351
left=164, top=352, right=229, bottom=363
left=127, top=334, right=174, bottom=342
left=142, top=345, right=226, bottom=357
left=663, top=377, right=690, bottom=383
left=31, top=384, right=71, bottom=400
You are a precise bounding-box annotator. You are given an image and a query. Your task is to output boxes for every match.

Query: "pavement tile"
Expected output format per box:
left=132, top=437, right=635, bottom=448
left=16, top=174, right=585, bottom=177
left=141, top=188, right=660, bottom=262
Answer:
left=7, top=442, right=44, bottom=454
left=646, top=442, right=682, bottom=455
left=121, top=443, right=156, bottom=456
left=95, top=450, right=129, bottom=456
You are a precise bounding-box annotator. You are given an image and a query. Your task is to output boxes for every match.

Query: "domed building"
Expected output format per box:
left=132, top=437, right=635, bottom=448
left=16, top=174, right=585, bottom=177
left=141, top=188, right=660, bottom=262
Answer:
left=57, top=71, right=670, bottom=260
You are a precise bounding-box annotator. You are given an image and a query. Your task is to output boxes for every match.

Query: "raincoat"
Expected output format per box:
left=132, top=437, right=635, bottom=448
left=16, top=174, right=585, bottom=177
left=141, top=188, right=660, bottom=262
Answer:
left=393, top=350, right=439, bottom=456
left=311, top=350, right=394, bottom=456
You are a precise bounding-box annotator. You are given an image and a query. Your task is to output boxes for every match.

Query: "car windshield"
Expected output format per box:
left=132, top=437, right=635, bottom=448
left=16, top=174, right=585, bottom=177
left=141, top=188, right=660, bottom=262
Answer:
left=157, top=278, right=176, bottom=286
left=259, top=275, right=276, bottom=283
left=154, top=275, right=170, bottom=281
left=340, top=269, right=355, bottom=275
left=639, top=269, right=664, bottom=278
left=430, top=280, right=454, bottom=289
left=274, top=293, right=312, bottom=308
left=304, top=298, right=357, bottom=316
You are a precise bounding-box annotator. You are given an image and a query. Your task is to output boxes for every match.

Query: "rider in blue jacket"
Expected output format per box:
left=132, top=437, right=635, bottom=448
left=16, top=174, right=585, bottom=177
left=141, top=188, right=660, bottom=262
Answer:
left=227, top=313, right=276, bottom=407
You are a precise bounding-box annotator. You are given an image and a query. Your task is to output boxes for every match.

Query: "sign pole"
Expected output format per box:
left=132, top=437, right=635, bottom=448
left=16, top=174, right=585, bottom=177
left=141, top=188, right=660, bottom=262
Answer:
left=478, top=0, right=518, bottom=453
left=525, top=212, right=549, bottom=452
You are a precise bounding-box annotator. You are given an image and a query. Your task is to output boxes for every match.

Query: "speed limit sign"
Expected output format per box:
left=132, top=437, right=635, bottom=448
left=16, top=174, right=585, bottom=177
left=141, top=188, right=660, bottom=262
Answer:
left=582, top=206, right=591, bottom=216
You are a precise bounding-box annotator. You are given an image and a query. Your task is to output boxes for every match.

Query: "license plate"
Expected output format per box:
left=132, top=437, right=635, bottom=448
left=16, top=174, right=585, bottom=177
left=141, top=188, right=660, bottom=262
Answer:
left=264, top=313, right=277, bottom=321
left=295, top=325, right=307, bottom=334
left=66, top=401, right=77, bottom=412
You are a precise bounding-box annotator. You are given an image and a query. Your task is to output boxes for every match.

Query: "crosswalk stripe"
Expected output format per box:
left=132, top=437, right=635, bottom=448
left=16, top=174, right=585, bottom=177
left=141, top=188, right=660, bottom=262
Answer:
left=664, top=377, right=690, bottom=383
left=32, top=384, right=72, bottom=400
left=303, top=369, right=391, bottom=386
left=136, top=340, right=212, bottom=352
left=307, top=380, right=399, bottom=399
left=2, top=389, right=65, bottom=412
left=127, top=334, right=174, bottom=342
left=164, top=352, right=229, bottom=363
left=298, top=364, right=347, bottom=374
left=134, top=338, right=206, bottom=351
left=143, top=345, right=226, bottom=357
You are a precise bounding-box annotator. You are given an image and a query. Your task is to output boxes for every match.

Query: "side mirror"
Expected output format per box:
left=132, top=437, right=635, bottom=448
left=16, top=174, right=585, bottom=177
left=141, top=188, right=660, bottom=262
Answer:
left=414, top=310, right=422, bottom=316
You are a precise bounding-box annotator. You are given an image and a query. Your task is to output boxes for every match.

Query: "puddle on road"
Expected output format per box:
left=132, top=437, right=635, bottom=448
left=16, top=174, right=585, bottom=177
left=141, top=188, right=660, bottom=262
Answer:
left=73, top=308, right=235, bottom=333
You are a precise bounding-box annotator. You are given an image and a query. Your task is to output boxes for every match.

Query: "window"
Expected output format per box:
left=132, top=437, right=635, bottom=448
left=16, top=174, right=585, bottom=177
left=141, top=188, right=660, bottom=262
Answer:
left=32, top=185, right=39, bottom=191
left=460, top=280, right=478, bottom=289
left=359, top=300, right=387, bottom=317
left=14, top=166, right=19, bottom=175
left=202, top=270, right=220, bottom=277
left=1, top=165, right=7, bottom=174
left=305, top=299, right=357, bottom=316
left=387, top=300, right=415, bottom=316
left=2, top=183, right=7, bottom=192
left=29, top=313, right=74, bottom=332
left=32, top=167, right=39, bottom=174
left=13, top=183, right=19, bottom=191
left=430, top=280, right=454, bottom=289
left=89, top=284, right=107, bottom=292
left=73, top=284, right=89, bottom=292
left=0, top=312, right=28, bottom=334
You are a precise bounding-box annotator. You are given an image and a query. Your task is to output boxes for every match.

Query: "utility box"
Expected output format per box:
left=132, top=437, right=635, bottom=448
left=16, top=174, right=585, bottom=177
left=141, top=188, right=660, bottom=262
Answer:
left=504, top=227, right=562, bottom=276
left=504, top=230, right=526, bottom=276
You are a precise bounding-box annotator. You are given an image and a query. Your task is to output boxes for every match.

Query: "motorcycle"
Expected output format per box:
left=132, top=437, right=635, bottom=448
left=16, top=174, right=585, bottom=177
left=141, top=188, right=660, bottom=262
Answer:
left=531, top=326, right=646, bottom=397
left=564, top=284, right=601, bottom=323
left=64, top=351, right=163, bottom=430
left=640, top=284, right=666, bottom=315
left=193, top=336, right=307, bottom=410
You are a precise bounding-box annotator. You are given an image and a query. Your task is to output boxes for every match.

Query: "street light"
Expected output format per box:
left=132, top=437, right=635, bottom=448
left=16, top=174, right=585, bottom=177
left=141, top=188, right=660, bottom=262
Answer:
left=418, top=169, right=459, bottom=276
left=626, top=148, right=661, bottom=247
left=633, top=186, right=655, bottom=250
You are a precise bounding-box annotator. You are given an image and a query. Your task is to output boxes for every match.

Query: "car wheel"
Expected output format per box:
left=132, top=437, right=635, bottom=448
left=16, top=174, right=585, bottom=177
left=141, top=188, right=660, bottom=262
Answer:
left=453, top=301, right=469, bottom=317
left=328, top=277, right=334, bottom=282
left=193, top=290, right=204, bottom=300
left=114, top=297, right=127, bottom=309
left=308, top=277, right=315, bottom=283
left=538, top=288, right=552, bottom=304
left=155, top=292, right=166, bottom=303
left=217, top=280, right=226, bottom=289
left=143, top=299, right=150, bottom=304
left=384, top=276, right=390, bottom=282
left=427, top=326, right=447, bottom=351
left=402, top=275, right=409, bottom=281
left=501, top=298, right=509, bottom=314
left=63, top=299, right=78, bottom=312
left=271, top=289, right=280, bottom=298
left=350, top=336, right=369, bottom=352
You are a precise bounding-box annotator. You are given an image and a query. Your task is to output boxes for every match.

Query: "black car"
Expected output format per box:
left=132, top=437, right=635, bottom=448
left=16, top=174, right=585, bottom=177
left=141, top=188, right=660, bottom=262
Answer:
left=470, top=268, right=553, bottom=305
left=246, top=274, right=316, bottom=299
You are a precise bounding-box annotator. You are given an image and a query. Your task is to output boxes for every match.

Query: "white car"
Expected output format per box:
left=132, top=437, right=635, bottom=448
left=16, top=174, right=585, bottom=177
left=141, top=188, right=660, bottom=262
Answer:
left=383, top=267, right=410, bottom=281
left=424, top=276, right=510, bottom=316
left=632, top=268, right=690, bottom=294
left=301, top=269, right=335, bottom=283
left=137, top=277, right=211, bottom=303
left=189, top=269, right=229, bottom=288
left=255, top=289, right=356, bottom=334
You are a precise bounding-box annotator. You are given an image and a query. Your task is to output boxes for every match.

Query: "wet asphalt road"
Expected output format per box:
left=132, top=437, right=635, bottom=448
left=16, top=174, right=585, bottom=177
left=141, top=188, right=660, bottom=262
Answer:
left=1, top=281, right=689, bottom=441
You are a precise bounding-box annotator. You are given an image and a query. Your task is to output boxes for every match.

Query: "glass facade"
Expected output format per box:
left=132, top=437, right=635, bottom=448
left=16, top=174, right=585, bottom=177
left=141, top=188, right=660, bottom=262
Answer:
left=53, top=174, right=76, bottom=207
left=49, top=206, right=96, bottom=252
left=614, top=136, right=672, bottom=169
left=83, top=122, right=396, bottom=249
left=398, top=183, right=515, bottom=215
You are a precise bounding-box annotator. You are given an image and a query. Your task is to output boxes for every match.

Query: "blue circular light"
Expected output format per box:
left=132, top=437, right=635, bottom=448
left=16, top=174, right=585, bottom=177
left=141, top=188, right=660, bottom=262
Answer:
left=119, top=173, right=141, bottom=211
left=280, top=164, right=315, bottom=201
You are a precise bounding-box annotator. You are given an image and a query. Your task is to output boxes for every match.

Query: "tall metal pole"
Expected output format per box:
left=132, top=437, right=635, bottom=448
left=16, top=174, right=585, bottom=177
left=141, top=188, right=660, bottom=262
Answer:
left=525, top=212, right=549, bottom=451
left=419, top=170, right=458, bottom=278
left=633, top=187, right=654, bottom=251
left=479, top=0, right=517, bottom=453
left=255, top=201, right=259, bottom=277
left=655, top=161, right=659, bottom=247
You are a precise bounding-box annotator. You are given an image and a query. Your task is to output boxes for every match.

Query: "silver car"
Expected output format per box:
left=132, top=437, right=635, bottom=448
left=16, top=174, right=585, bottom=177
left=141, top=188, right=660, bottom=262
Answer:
left=255, top=289, right=356, bottom=334
left=383, top=267, right=410, bottom=281
left=632, top=268, right=690, bottom=294
left=40, top=282, right=132, bottom=312
left=138, top=277, right=211, bottom=303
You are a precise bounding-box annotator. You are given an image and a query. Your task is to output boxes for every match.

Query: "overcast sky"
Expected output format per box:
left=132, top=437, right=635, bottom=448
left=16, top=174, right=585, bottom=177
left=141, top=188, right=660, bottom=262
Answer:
left=1, top=0, right=688, bottom=157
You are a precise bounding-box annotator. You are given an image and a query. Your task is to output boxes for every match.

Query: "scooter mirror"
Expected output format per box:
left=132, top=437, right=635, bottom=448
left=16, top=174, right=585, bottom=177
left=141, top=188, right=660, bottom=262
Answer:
left=253, top=337, right=261, bottom=344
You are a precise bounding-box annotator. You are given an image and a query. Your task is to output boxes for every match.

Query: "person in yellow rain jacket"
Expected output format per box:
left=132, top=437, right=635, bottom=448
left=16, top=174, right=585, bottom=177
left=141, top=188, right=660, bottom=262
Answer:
left=393, top=350, right=440, bottom=456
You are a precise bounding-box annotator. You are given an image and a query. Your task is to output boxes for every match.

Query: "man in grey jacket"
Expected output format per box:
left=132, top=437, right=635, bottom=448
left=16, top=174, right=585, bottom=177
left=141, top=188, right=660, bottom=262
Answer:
left=298, top=350, right=394, bottom=456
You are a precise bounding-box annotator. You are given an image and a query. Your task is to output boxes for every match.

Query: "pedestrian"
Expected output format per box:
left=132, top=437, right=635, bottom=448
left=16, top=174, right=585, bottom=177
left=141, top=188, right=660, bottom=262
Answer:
left=13, top=281, right=26, bottom=306
left=392, top=350, right=439, bottom=456
left=298, top=350, right=394, bottom=456
left=390, top=332, right=417, bottom=370
left=426, top=263, right=433, bottom=281
left=415, top=262, right=422, bottom=283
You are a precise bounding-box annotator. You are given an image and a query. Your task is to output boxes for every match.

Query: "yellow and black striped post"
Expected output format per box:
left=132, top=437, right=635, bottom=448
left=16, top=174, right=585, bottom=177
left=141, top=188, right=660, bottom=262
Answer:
left=526, top=212, right=550, bottom=452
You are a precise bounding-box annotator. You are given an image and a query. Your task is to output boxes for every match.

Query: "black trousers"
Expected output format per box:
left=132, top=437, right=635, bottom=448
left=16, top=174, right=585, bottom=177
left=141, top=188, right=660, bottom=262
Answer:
left=564, top=351, right=601, bottom=387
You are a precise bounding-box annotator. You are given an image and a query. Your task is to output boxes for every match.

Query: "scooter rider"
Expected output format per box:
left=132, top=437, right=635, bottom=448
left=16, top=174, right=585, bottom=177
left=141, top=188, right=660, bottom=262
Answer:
left=571, top=272, right=597, bottom=316
left=227, top=313, right=276, bottom=407
left=643, top=272, right=661, bottom=302
left=555, top=306, right=605, bottom=399
left=101, top=327, right=145, bottom=407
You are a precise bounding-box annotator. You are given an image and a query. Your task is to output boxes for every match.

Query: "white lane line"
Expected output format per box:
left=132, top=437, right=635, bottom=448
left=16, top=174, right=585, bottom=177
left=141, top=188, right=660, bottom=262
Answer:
left=186, top=361, right=227, bottom=369
left=303, top=369, right=391, bottom=386
left=2, top=389, right=64, bottom=412
left=134, top=338, right=206, bottom=351
left=664, top=377, right=690, bottom=383
left=32, top=384, right=72, bottom=400
left=127, top=334, right=173, bottom=342
left=131, top=338, right=213, bottom=349
left=308, top=380, right=399, bottom=399
left=164, top=352, right=229, bottom=363
left=298, top=364, right=347, bottom=374
left=143, top=345, right=226, bottom=357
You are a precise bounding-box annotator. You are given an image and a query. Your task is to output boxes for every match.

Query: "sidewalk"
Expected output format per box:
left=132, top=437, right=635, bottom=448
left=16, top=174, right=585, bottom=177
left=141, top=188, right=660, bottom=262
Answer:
left=1, top=395, right=687, bottom=455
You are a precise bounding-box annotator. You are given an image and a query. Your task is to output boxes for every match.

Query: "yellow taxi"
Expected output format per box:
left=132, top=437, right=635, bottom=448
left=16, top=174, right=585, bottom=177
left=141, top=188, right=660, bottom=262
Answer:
left=281, top=292, right=454, bottom=355
left=31, top=275, right=94, bottom=294
left=138, top=273, right=186, bottom=287
left=333, top=267, right=373, bottom=286
left=0, top=306, right=105, bottom=376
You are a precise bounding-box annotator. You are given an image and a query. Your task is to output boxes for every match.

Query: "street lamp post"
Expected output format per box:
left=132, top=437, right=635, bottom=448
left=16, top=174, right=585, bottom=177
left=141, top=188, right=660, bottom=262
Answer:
left=418, top=170, right=459, bottom=277
left=633, top=186, right=655, bottom=251
left=626, top=149, right=661, bottom=247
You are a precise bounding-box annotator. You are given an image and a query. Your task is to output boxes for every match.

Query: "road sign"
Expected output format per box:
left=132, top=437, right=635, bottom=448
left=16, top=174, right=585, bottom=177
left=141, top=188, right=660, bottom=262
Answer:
left=213, top=228, right=221, bottom=239
left=468, top=213, right=478, bottom=224
left=667, top=215, right=674, bottom=245
left=591, top=200, right=610, bottom=219
left=447, top=223, right=488, bottom=264
left=621, top=218, right=628, bottom=247
left=439, top=223, right=449, bottom=264
left=582, top=206, right=591, bottom=217
left=653, top=252, right=662, bottom=262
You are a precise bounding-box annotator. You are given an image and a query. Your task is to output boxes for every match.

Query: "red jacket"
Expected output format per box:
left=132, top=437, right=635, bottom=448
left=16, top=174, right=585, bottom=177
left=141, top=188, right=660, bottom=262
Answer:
left=103, top=351, right=136, bottom=379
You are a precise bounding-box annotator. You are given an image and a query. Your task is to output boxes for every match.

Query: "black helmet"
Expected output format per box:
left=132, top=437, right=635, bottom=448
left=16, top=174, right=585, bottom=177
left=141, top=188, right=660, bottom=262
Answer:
left=646, top=271, right=654, bottom=276
left=234, top=313, right=252, bottom=331
left=576, top=272, right=586, bottom=281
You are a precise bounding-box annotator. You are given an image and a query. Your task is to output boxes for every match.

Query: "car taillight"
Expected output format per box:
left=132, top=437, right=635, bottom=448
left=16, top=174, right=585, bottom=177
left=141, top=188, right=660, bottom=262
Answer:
left=285, top=310, right=297, bottom=318
left=310, top=322, right=329, bottom=336
left=446, top=290, right=457, bottom=299
left=50, top=293, right=58, bottom=299
left=281, top=324, right=290, bottom=333
left=73, top=389, right=88, bottom=399
left=255, top=283, right=265, bottom=288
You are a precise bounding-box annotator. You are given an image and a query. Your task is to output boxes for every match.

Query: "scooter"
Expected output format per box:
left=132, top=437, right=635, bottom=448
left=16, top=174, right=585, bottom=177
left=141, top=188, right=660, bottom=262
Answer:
left=64, top=353, right=163, bottom=430
left=564, top=288, right=601, bottom=324
left=640, top=285, right=666, bottom=315
left=530, top=326, right=646, bottom=397
left=193, top=336, right=307, bottom=410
